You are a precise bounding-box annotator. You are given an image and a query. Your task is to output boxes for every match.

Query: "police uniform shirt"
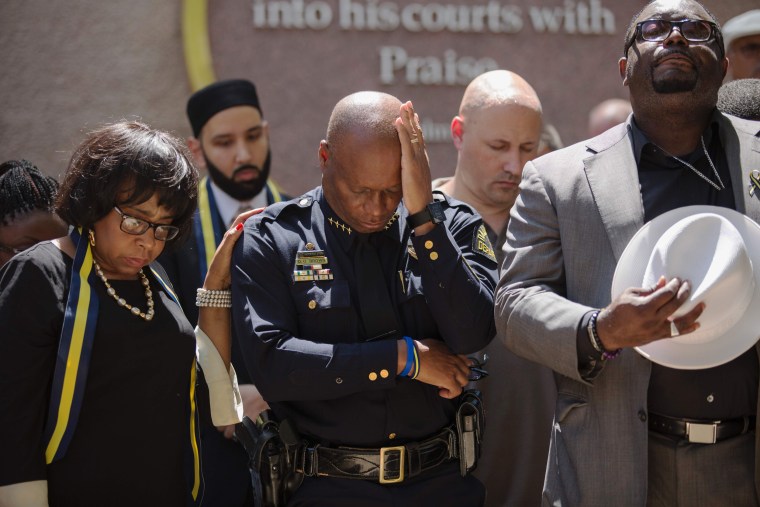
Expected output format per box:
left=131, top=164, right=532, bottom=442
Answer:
left=231, top=187, right=497, bottom=446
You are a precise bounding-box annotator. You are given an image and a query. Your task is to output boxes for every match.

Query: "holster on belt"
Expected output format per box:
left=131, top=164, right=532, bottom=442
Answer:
left=455, top=389, right=484, bottom=477
left=234, top=410, right=303, bottom=507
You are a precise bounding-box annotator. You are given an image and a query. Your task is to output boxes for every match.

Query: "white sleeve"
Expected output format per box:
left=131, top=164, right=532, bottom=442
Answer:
left=194, top=326, right=243, bottom=425
left=0, top=480, right=49, bottom=507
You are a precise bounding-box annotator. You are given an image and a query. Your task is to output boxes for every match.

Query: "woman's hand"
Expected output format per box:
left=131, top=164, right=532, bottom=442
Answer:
left=199, top=207, right=264, bottom=368
left=203, top=208, right=265, bottom=290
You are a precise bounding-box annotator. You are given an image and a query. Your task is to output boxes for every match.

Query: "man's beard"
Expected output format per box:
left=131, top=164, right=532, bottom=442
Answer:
left=204, top=149, right=271, bottom=201
left=649, top=50, right=699, bottom=94
left=652, top=74, right=698, bottom=94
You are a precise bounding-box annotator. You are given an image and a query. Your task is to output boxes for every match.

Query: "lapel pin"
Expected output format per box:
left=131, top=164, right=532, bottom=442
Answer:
left=750, top=170, right=760, bottom=199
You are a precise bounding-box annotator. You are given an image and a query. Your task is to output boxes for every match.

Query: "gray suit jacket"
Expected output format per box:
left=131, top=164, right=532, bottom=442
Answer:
left=495, top=112, right=760, bottom=506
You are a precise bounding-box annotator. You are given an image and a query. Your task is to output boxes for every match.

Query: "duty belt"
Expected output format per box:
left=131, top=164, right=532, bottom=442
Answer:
left=649, top=412, right=756, bottom=444
left=294, top=427, right=457, bottom=484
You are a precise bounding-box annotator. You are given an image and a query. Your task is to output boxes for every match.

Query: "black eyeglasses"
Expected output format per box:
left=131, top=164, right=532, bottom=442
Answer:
left=113, top=206, right=179, bottom=241
left=467, top=353, right=489, bottom=382
left=624, top=19, right=720, bottom=56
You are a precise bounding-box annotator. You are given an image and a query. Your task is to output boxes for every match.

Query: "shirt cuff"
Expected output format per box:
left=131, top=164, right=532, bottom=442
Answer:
left=195, top=326, right=243, bottom=426
left=0, top=480, right=49, bottom=507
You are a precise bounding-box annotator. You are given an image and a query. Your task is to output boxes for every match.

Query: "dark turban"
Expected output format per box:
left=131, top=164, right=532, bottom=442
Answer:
left=186, top=79, right=261, bottom=137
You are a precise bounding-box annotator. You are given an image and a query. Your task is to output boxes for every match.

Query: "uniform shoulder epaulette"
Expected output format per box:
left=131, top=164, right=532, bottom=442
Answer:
left=435, top=190, right=477, bottom=216
left=253, top=193, right=315, bottom=227
left=431, top=189, right=448, bottom=203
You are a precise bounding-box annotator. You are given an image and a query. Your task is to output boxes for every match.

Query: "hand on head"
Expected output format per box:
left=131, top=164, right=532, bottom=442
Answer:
left=394, top=101, right=434, bottom=234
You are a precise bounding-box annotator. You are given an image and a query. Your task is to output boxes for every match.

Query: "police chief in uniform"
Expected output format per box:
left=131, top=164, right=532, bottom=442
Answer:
left=231, top=92, right=498, bottom=506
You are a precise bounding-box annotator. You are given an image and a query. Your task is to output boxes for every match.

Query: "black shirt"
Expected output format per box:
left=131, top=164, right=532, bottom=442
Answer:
left=629, top=117, right=758, bottom=420
left=0, top=242, right=197, bottom=506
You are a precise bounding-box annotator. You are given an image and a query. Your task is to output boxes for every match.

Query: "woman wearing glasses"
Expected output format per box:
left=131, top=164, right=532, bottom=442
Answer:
left=0, top=121, right=248, bottom=506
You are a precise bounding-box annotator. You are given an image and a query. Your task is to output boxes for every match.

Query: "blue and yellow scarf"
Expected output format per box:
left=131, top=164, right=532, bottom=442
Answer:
left=44, top=228, right=203, bottom=502
left=194, top=175, right=283, bottom=280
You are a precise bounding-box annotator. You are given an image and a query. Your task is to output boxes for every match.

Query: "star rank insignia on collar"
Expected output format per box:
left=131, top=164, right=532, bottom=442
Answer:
left=384, top=212, right=399, bottom=230
left=328, top=216, right=352, bottom=235
left=327, top=212, right=399, bottom=235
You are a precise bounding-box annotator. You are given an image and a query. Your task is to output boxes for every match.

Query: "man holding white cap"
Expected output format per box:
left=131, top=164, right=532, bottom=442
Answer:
left=496, top=0, right=760, bottom=505
left=723, top=9, right=760, bottom=80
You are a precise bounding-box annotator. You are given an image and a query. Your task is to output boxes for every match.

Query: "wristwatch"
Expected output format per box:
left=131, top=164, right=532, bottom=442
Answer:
left=407, top=200, right=445, bottom=229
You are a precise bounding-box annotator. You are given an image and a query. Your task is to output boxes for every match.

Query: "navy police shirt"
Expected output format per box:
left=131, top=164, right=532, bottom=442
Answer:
left=231, top=187, right=497, bottom=447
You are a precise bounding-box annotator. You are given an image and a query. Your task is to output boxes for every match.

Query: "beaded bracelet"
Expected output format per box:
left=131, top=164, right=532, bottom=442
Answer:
left=587, top=310, right=604, bottom=353
left=588, top=309, right=621, bottom=361
left=400, top=336, right=415, bottom=377
left=196, top=288, right=232, bottom=308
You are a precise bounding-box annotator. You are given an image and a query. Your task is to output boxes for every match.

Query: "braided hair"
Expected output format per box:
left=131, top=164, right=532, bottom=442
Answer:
left=0, top=160, right=60, bottom=226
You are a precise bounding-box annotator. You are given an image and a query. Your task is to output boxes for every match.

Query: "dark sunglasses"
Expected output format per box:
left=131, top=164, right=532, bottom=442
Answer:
left=113, top=206, right=179, bottom=241
left=467, top=353, right=489, bottom=382
left=624, top=19, right=721, bottom=56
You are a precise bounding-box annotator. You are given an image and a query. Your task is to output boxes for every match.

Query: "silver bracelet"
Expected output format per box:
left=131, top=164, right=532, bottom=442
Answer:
left=196, top=288, right=232, bottom=308
left=587, top=309, right=621, bottom=361
left=587, top=310, right=604, bottom=353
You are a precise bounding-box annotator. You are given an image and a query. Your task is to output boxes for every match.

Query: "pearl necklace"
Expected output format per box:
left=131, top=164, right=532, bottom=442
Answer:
left=92, top=259, right=155, bottom=321
left=654, top=136, right=725, bottom=191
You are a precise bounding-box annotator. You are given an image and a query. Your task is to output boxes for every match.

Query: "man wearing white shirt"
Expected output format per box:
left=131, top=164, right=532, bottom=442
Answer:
left=159, top=78, right=287, bottom=507
left=161, top=79, right=287, bottom=326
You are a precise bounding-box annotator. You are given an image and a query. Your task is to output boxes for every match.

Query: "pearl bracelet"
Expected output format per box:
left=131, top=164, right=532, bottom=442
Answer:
left=196, top=288, right=232, bottom=308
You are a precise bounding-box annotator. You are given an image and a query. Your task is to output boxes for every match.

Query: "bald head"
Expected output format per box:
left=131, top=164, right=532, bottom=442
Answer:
left=459, top=70, right=542, bottom=118
left=588, top=98, right=632, bottom=137
left=326, top=91, right=402, bottom=155
left=319, top=91, right=406, bottom=233
left=445, top=70, right=543, bottom=233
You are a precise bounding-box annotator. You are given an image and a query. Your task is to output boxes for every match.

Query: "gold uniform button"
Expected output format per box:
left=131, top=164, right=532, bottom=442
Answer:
left=305, top=242, right=315, bottom=250
left=369, top=372, right=378, bottom=381
left=380, top=369, right=389, bottom=378
left=424, top=240, right=434, bottom=250
left=308, top=300, right=317, bottom=310
left=430, top=252, right=439, bottom=261
left=388, top=433, right=397, bottom=440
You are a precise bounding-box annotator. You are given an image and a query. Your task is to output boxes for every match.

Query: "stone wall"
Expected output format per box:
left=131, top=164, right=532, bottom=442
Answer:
left=1, top=0, right=755, bottom=195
